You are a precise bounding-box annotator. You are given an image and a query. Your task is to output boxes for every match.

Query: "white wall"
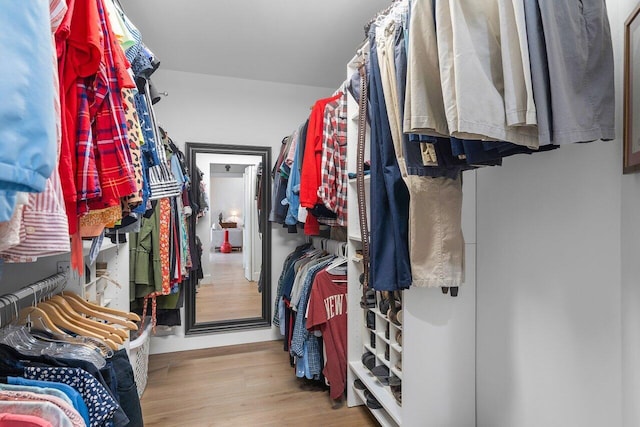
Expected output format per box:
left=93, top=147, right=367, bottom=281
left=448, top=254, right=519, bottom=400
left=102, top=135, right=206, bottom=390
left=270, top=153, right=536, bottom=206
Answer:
left=403, top=173, right=477, bottom=427
left=476, top=0, right=625, bottom=422
left=210, top=176, right=244, bottom=224
left=477, top=142, right=622, bottom=427
left=148, top=69, right=332, bottom=353
left=618, top=0, right=640, bottom=425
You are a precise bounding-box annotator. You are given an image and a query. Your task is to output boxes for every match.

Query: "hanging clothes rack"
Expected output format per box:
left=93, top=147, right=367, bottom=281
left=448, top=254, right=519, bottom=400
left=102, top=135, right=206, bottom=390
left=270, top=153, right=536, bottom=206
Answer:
left=0, top=272, right=68, bottom=326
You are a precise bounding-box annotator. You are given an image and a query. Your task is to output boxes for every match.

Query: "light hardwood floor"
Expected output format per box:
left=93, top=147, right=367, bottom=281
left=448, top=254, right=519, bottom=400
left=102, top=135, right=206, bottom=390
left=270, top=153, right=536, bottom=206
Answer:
left=140, top=341, right=377, bottom=427
left=196, top=252, right=262, bottom=323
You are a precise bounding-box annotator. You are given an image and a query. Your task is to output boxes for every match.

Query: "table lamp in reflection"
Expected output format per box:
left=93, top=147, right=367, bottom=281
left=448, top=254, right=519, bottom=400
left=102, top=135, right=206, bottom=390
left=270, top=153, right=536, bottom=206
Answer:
left=228, top=210, right=239, bottom=226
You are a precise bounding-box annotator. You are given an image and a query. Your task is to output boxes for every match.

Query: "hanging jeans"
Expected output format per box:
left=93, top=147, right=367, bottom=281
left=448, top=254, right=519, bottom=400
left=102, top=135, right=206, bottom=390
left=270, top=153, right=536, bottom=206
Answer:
left=368, top=25, right=412, bottom=292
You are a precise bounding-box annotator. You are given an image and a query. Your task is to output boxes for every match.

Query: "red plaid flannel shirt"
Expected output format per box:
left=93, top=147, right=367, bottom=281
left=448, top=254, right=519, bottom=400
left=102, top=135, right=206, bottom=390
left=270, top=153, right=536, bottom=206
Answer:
left=76, top=0, right=136, bottom=213
left=318, top=91, right=348, bottom=226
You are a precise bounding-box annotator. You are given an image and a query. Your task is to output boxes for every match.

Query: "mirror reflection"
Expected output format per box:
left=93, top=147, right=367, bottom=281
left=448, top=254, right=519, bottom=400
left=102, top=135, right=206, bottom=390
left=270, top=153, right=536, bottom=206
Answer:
left=195, top=155, right=262, bottom=323
left=184, top=143, right=271, bottom=334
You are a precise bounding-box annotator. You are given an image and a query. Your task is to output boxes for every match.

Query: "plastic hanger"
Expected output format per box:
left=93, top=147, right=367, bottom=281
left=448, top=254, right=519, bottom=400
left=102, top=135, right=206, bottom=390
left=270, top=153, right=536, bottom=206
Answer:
left=17, top=306, right=68, bottom=337
left=326, top=256, right=347, bottom=272
left=7, top=298, right=108, bottom=368
left=14, top=290, right=112, bottom=363
left=60, top=292, right=140, bottom=326
left=0, top=296, right=49, bottom=354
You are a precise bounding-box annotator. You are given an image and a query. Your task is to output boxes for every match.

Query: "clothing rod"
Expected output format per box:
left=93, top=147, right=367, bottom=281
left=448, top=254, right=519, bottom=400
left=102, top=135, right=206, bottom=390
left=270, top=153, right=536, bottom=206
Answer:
left=0, top=271, right=68, bottom=326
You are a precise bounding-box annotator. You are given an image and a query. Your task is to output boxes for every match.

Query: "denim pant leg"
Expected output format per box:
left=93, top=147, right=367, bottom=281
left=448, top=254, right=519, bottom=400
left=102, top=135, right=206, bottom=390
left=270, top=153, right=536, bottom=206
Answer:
left=369, top=28, right=412, bottom=291
left=110, top=349, right=144, bottom=427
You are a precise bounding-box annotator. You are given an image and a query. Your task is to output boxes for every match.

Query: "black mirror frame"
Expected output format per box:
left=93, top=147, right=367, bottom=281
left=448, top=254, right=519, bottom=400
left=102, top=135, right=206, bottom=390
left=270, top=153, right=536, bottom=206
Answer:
left=184, top=142, right=272, bottom=335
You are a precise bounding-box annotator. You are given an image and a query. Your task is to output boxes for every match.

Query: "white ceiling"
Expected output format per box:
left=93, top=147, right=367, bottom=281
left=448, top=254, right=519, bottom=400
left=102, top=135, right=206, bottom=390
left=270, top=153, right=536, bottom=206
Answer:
left=120, top=0, right=390, bottom=89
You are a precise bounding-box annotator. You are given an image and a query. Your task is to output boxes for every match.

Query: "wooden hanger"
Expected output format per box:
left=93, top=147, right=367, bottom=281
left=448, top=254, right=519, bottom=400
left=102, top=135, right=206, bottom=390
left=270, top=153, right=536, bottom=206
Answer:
left=18, top=307, right=115, bottom=358
left=51, top=295, right=138, bottom=340
left=59, top=294, right=138, bottom=330
left=44, top=298, right=126, bottom=343
left=36, top=302, right=120, bottom=349
left=60, top=292, right=141, bottom=322
left=17, top=306, right=67, bottom=337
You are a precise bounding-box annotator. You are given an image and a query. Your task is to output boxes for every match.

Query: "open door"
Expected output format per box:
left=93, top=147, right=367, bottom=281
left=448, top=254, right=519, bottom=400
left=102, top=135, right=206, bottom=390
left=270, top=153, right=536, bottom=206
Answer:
left=243, top=165, right=260, bottom=281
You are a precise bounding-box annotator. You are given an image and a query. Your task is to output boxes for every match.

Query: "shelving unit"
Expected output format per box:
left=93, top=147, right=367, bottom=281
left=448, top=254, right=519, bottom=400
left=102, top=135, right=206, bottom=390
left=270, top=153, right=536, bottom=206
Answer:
left=82, top=238, right=130, bottom=315
left=344, top=44, right=403, bottom=426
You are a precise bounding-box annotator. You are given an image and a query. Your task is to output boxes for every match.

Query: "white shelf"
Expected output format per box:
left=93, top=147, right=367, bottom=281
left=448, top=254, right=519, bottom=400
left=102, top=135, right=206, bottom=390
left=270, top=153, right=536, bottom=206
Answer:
left=372, top=307, right=387, bottom=320
left=378, top=356, right=391, bottom=368
left=351, top=256, right=363, bottom=264
left=390, top=365, right=403, bottom=380
left=389, top=321, right=402, bottom=332
left=377, top=331, right=390, bottom=345
left=391, top=343, right=402, bottom=353
left=352, top=385, right=398, bottom=427
left=82, top=239, right=119, bottom=256
left=350, top=362, right=402, bottom=425
left=364, top=343, right=375, bottom=355
left=348, top=234, right=362, bottom=242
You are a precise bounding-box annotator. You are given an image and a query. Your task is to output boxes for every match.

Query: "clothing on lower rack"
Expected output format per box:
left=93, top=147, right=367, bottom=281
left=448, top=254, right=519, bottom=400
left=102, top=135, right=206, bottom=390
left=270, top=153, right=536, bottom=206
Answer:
left=275, top=242, right=349, bottom=400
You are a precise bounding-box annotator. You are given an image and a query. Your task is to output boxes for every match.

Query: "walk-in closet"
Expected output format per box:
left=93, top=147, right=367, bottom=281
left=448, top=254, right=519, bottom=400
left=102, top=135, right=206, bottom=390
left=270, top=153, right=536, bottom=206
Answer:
left=2, top=0, right=640, bottom=426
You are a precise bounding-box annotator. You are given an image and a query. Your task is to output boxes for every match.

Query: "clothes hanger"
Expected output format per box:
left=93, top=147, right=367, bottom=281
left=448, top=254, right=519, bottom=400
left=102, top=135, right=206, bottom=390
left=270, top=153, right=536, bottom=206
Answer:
left=326, top=256, right=347, bottom=270
left=45, top=298, right=127, bottom=342
left=36, top=302, right=120, bottom=350
left=60, top=291, right=141, bottom=321
left=15, top=289, right=113, bottom=361
left=59, top=295, right=138, bottom=330
left=17, top=306, right=67, bottom=337
left=52, top=295, right=136, bottom=332
left=4, top=294, right=108, bottom=368
left=0, top=295, right=48, bottom=353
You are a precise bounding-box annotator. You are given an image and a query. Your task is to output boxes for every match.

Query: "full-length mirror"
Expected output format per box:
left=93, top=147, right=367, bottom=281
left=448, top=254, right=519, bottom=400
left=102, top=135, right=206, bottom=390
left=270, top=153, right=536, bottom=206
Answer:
left=184, top=143, right=271, bottom=334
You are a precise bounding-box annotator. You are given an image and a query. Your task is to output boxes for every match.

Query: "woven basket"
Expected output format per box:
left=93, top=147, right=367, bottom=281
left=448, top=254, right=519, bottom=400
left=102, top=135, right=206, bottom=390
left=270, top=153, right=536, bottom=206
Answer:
left=220, top=222, right=237, bottom=228
left=129, top=319, right=152, bottom=398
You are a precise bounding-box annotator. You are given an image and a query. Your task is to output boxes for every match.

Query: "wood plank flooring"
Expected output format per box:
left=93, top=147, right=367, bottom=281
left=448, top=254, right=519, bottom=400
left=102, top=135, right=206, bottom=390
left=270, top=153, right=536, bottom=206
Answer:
left=140, top=341, right=377, bottom=427
left=196, top=252, right=261, bottom=323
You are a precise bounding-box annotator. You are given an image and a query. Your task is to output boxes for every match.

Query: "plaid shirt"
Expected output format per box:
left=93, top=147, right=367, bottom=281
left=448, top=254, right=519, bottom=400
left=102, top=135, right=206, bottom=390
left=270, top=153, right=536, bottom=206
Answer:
left=78, top=0, right=136, bottom=212
left=290, top=259, right=332, bottom=377
left=76, top=79, right=100, bottom=205
left=318, top=91, right=348, bottom=226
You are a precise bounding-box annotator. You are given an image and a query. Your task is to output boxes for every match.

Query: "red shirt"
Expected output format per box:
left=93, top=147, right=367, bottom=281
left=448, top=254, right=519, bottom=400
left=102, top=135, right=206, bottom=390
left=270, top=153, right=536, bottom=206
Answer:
left=299, top=92, right=343, bottom=235
left=306, top=269, right=348, bottom=400
left=59, top=0, right=102, bottom=233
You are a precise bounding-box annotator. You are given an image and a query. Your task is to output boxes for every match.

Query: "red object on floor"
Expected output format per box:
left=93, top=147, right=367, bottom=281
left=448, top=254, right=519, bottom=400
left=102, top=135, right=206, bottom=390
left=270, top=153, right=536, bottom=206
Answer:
left=220, top=229, right=232, bottom=253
